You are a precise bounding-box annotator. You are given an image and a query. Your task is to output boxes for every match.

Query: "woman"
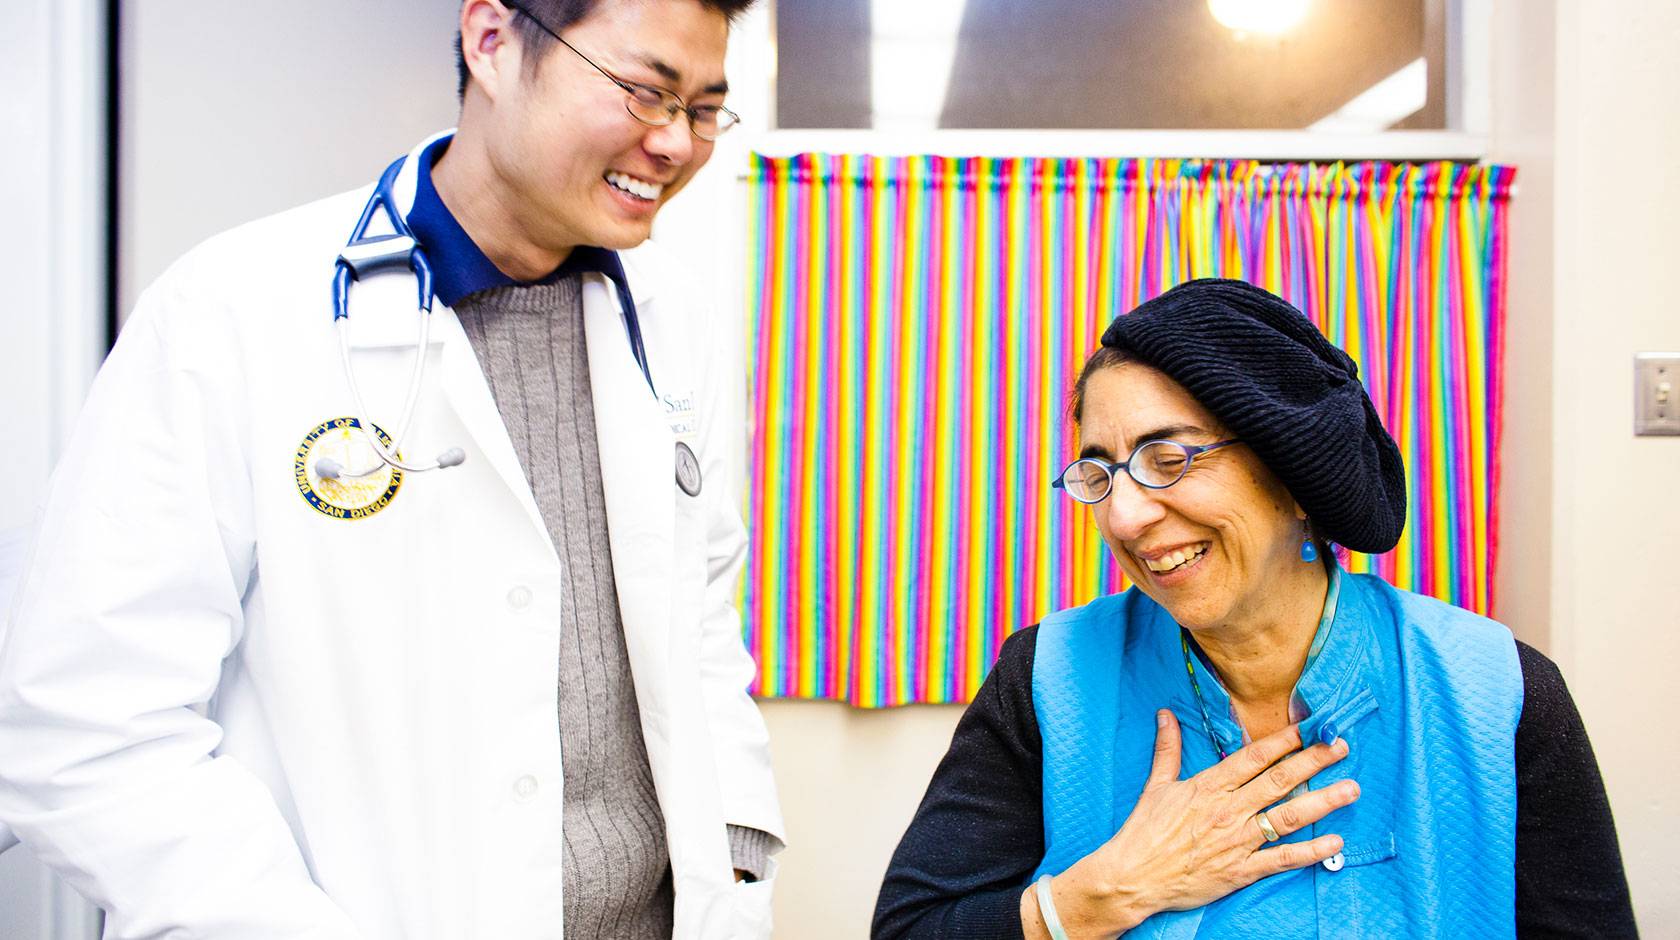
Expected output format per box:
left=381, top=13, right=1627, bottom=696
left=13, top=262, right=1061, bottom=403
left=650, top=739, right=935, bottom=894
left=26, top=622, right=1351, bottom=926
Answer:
left=873, top=280, right=1635, bottom=939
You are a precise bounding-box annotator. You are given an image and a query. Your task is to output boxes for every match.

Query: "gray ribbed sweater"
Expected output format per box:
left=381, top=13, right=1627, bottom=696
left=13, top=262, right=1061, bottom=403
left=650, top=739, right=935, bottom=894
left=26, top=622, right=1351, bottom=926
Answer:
left=457, top=278, right=671, bottom=938
left=455, top=277, right=772, bottom=939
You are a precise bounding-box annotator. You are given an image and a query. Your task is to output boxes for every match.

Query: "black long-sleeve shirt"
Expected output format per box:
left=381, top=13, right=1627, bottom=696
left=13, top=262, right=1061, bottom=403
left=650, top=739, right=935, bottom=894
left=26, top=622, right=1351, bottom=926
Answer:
left=873, top=627, right=1637, bottom=939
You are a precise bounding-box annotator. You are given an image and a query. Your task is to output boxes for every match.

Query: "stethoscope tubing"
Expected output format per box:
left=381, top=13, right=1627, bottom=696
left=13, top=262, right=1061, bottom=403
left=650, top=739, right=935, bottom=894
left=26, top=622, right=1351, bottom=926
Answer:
left=331, top=316, right=448, bottom=476
left=323, top=154, right=459, bottom=479
left=324, top=139, right=665, bottom=486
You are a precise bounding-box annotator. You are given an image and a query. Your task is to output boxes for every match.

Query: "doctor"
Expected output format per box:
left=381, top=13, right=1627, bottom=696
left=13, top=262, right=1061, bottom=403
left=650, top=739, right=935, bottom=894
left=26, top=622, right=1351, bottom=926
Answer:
left=0, top=0, right=782, bottom=937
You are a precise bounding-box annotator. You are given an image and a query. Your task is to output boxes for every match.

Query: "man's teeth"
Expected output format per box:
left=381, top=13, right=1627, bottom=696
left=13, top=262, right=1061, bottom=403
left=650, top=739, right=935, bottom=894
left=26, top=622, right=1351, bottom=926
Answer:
left=1145, top=544, right=1208, bottom=573
left=606, top=171, right=663, bottom=200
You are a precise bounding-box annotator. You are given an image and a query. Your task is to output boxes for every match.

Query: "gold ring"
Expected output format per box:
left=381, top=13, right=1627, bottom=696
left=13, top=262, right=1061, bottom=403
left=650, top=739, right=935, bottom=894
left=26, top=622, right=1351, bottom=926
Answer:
left=1255, top=810, right=1282, bottom=842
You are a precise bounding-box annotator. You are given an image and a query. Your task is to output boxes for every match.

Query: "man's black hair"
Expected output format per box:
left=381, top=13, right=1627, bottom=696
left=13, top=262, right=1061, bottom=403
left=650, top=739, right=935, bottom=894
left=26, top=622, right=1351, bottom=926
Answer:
left=455, top=0, right=758, bottom=100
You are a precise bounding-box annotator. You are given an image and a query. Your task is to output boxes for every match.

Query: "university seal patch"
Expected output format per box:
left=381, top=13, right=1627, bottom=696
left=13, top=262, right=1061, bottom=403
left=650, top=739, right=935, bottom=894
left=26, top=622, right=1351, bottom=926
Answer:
left=294, top=417, right=403, bottom=520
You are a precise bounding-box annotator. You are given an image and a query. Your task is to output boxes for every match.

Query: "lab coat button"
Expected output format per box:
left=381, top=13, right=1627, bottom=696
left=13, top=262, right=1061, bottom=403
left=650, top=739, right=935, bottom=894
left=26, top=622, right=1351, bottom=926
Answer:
left=513, top=775, right=539, bottom=801
left=507, top=586, right=533, bottom=611
left=1323, top=852, right=1345, bottom=872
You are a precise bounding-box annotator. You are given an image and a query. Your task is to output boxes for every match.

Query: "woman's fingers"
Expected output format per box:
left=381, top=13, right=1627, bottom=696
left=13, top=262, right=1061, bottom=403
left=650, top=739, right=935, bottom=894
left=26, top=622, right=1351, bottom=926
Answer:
left=1144, top=710, right=1183, bottom=789
left=1237, top=737, right=1349, bottom=810
left=1199, top=722, right=1306, bottom=791
left=1251, top=778, right=1361, bottom=844
left=1247, top=833, right=1346, bottom=878
left=1085, top=719, right=1358, bottom=924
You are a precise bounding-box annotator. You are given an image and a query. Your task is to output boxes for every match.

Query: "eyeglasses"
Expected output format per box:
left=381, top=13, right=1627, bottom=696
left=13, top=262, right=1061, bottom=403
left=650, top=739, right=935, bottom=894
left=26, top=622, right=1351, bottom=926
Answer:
left=507, top=4, right=741, bottom=141
left=1052, top=439, right=1241, bottom=504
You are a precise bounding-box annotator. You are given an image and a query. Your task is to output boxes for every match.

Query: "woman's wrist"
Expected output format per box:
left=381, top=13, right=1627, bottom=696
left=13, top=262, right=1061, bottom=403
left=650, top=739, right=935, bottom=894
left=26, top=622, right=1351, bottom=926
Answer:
left=1054, top=861, right=1153, bottom=937
left=1020, top=883, right=1054, bottom=940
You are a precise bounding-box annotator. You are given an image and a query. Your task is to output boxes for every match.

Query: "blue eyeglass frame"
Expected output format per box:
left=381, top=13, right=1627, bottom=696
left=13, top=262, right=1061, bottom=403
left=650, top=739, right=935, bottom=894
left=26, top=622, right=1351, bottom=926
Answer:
left=1052, top=439, right=1241, bottom=503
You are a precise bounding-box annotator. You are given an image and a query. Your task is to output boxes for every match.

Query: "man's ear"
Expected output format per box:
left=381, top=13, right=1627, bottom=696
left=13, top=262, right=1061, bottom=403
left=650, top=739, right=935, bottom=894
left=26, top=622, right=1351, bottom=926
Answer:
left=459, top=0, right=519, bottom=102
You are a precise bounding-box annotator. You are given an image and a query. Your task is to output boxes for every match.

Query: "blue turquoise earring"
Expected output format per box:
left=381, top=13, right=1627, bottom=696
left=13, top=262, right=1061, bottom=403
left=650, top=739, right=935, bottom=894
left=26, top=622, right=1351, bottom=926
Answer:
left=1300, top=520, right=1319, bottom=563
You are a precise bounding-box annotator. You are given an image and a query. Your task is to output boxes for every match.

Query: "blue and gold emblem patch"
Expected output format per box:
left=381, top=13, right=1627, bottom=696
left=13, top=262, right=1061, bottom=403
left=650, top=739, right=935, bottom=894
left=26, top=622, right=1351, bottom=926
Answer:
left=294, top=417, right=403, bottom=520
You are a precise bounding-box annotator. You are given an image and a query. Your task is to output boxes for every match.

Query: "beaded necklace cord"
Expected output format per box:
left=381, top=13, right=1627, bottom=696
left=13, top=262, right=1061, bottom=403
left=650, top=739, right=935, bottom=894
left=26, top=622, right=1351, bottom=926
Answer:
left=1178, top=562, right=1342, bottom=762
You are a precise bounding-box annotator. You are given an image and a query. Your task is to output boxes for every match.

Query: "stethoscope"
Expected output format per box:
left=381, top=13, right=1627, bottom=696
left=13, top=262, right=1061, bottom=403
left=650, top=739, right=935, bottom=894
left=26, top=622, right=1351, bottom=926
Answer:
left=319, top=142, right=702, bottom=497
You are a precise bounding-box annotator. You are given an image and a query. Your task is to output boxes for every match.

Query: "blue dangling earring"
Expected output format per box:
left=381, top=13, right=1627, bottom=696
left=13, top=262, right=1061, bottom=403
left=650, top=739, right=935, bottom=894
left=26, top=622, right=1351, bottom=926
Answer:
left=1300, top=520, right=1319, bottom=563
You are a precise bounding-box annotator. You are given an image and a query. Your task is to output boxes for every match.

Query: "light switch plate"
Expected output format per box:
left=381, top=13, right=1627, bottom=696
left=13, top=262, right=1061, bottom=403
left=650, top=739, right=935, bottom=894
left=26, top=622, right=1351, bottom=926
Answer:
left=1635, top=353, right=1680, bottom=436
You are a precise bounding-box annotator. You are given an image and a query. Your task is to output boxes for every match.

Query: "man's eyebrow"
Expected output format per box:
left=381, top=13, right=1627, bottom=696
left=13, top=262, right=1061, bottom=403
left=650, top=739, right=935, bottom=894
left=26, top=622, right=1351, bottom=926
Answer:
left=633, top=54, right=729, bottom=96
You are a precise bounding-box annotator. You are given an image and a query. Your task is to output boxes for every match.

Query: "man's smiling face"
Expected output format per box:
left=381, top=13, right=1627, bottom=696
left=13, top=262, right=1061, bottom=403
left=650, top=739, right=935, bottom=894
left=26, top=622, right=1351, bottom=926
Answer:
left=484, top=0, right=732, bottom=252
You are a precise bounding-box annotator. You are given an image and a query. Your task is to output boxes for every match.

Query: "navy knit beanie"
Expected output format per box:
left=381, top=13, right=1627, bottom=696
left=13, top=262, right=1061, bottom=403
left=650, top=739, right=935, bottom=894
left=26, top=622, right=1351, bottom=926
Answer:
left=1099, top=278, right=1407, bottom=554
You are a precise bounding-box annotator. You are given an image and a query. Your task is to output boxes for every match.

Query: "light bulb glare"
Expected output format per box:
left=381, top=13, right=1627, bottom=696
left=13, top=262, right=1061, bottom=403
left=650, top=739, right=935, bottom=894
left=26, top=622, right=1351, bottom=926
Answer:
left=1207, top=0, right=1311, bottom=36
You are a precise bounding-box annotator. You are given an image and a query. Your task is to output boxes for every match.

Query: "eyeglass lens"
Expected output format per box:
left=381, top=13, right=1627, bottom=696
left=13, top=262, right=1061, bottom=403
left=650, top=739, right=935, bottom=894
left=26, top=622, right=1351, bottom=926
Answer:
left=622, top=87, right=733, bottom=139
left=1061, top=441, right=1194, bottom=502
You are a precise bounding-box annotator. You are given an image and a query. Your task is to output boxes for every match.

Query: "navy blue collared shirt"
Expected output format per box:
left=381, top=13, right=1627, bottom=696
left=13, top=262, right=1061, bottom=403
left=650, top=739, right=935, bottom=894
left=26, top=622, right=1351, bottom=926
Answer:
left=404, top=135, right=630, bottom=308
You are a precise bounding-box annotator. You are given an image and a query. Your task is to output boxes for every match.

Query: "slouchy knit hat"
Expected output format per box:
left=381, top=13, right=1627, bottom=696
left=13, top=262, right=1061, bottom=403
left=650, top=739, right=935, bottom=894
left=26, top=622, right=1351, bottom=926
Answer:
left=1098, top=278, right=1406, bottom=554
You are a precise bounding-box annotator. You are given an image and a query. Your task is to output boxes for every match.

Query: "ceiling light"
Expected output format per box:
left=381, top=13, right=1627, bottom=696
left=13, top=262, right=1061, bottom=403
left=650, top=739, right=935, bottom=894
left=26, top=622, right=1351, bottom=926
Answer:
left=1207, top=0, right=1311, bottom=37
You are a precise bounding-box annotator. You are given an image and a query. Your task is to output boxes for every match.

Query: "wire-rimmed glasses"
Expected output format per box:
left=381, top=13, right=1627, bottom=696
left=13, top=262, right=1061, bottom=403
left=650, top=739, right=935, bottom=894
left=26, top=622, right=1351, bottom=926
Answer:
left=507, top=4, right=741, bottom=140
left=1052, top=440, right=1241, bottom=504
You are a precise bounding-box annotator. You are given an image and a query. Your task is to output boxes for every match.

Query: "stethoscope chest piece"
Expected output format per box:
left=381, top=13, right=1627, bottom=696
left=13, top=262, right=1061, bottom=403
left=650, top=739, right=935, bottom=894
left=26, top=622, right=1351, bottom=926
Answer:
left=674, top=441, right=702, bottom=497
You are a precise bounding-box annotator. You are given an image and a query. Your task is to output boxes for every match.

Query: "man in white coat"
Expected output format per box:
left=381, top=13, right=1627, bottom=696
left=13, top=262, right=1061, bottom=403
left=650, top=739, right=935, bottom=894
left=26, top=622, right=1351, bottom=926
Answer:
left=0, top=1, right=783, bottom=937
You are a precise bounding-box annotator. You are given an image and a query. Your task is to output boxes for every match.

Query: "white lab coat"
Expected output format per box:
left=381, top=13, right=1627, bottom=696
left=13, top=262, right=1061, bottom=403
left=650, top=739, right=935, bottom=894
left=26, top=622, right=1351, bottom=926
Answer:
left=0, top=137, right=784, bottom=939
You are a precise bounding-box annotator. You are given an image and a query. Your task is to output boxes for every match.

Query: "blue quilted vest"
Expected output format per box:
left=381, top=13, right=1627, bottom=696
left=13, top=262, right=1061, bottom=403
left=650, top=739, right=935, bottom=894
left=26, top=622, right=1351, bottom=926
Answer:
left=1031, top=569, right=1522, bottom=938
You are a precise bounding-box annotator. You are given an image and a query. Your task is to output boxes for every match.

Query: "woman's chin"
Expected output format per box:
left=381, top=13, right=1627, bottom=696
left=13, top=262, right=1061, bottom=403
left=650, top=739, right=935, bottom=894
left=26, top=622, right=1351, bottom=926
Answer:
left=1145, top=582, right=1231, bottom=633
left=1161, top=602, right=1224, bottom=632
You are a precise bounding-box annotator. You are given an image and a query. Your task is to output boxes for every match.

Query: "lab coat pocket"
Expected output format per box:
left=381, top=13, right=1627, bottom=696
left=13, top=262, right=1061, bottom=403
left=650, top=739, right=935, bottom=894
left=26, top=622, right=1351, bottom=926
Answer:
left=732, top=862, right=776, bottom=939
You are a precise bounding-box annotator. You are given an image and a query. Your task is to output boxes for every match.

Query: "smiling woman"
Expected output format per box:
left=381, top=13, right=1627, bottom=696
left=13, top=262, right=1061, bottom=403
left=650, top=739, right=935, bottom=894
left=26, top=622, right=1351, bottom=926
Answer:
left=873, top=280, right=1636, bottom=939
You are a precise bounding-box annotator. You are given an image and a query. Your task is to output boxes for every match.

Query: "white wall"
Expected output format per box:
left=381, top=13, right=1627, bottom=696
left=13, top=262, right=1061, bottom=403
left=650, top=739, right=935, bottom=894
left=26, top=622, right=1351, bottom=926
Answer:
left=118, top=0, right=462, bottom=315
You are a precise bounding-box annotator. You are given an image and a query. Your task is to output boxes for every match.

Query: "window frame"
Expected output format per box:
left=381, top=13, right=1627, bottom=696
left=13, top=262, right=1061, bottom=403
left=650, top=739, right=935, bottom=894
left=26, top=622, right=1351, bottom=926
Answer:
left=739, top=0, right=1492, bottom=164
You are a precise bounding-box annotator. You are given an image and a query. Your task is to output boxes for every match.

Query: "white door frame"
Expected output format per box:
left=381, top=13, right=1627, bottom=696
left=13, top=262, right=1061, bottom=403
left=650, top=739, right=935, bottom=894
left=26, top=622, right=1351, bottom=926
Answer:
left=0, top=0, right=110, bottom=937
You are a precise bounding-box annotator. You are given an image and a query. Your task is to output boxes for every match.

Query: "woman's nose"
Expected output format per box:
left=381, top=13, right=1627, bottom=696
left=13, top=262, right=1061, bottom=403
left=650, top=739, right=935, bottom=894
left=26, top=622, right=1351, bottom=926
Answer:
left=1100, top=474, right=1166, bottom=541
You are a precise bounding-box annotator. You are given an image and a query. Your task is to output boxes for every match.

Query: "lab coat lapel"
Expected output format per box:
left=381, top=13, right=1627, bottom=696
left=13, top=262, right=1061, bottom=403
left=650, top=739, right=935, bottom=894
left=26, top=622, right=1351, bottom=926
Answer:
left=335, top=230, right=552, bottom=558
left=582, top=273, right=674, bottom=724
left=432, top=307, right=557, bottom=562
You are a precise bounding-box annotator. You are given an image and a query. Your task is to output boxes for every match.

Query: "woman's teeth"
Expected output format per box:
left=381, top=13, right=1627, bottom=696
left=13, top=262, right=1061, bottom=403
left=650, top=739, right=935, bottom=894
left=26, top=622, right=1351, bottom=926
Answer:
left=606, top=171, right=663, bottom=201
left=1144, top=544, right=1208, bottom=573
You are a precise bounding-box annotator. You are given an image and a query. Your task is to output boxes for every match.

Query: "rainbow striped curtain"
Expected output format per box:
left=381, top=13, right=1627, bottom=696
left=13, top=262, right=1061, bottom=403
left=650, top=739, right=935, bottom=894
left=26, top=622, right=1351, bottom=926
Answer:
left=744, top=155, right=1515, bottom=708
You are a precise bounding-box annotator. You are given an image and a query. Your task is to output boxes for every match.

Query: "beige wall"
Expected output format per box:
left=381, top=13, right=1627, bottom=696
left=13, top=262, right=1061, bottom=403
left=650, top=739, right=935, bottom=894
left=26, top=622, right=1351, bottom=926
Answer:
left=1529, top=0, right=1680, bottom=927
left=1488, top=0, right=1555, bottom=655
left=761, top=701, right=963, bottom=937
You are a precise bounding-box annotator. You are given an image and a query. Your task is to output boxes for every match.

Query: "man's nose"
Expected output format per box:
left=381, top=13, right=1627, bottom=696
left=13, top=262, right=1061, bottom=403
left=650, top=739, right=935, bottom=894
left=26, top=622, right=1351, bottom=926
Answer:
left=644, top=114, right=697, bottom=166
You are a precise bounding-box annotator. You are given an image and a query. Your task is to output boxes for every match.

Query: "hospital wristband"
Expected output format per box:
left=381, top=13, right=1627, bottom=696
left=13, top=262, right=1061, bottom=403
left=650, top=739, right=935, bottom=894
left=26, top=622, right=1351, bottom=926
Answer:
left=1034, top=874, right=1071, bottom=940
